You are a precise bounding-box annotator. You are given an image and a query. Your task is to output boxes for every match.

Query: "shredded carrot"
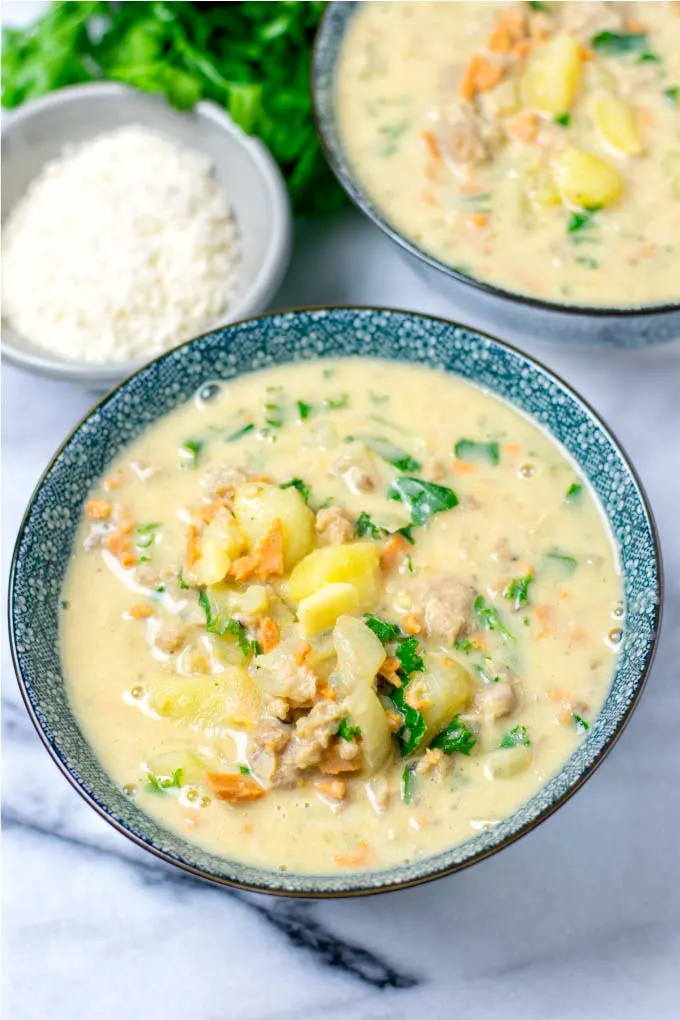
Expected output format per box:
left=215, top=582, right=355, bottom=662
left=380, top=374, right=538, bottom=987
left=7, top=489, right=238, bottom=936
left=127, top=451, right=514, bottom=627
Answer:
left=293, top=641, right=312, bottom=666
left=103, top=473, right=122, bottom=492
left=249, top=474, right=274, bottom=483
left=185, top=523, right=201, bottom=570
left=512, top=38, right=534, bottom=59
left=500, top=8, right=527, bottom=41
left=378, top=656, right=402, bottom=687
left=317, top=682, right=337, bottom=702
left=451, top=459, right=477, bottom=475
left=570, top=627, right=589, bottom=646
left=401, top=612, right=423, bottom=636
left=626, top=17, right=646, bottom=32
left=333, top=841, right=372, bottom=867
left=535, top=603, right=555, bottom=639
left=461, top=55, right=504, bottom=101
left=633, top=243, right=657, bottom=261
left=420, top=130, right=442, bottom=163
left=316, top=778, right=346, bottom=800
left=465, top=212, right=490, bottom=230
left=206, top=772, right=266, bottom=802
left=638, top=105, right=655, bottom=127
left=580, top=46, right=593, bottom=62
left=198, top=499, right=228, bottom=524
left=379, top=533, right=410, bottom=572
left=508, top=110, right=539, bottom=143
left=129, top=603, right=153, bottom=619
left=504, top=442, right=520, bottom=455
left=386, top=711, right=403, bottom=733
left=116, top=511, right=134, bottom=535
left=488, top=23, right=513, bottom=54
left=404, top=684, right=429, bottom=712
left=471, top=634, right=486, bottom=650
left=559, top=709, right=572, bottom=726
left=420, top=130, right=444, bottom=184
left=320, top=744, right=362, bottom=774
left=257, top=617, right=280, bottom=653
left=85, top=499, right=111, bottom=520
left=105, top=531, right=136, bottom=568
left=229, top=518, right=284, bottom=582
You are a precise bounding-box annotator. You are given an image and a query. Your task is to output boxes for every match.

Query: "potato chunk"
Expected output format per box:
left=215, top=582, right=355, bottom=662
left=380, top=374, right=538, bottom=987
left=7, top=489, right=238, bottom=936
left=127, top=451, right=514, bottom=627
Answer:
left=194, top=514, right=245, bottom=586
left=287, top=542, right=380, bottom=609
left=148, top=666, right=261, bottom=731
left=591, top=92, right=643, bottom=157
left=297, top=583, right=360, bottom=637
left=419, top=656, right=473, bottom=745
left=522, top=33, right=581, bottom=116
left=483, top=746, right=532, bottom=780
left=552, top=147, right=623, bottom=208
left=232, top=483, right=314, bottom=571
left=333, top=614, right=386, bottom=694
left=343, top=684, right=392, bottom=775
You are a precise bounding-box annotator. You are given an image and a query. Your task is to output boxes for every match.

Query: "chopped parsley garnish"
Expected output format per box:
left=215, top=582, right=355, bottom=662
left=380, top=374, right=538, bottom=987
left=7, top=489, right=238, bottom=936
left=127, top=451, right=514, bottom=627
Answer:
left=136, top=522, right=160, bottom=551
left=573, top=713, right=590, bottom=734
left=473, top=660, right=501, bottom=685
left=239, top=765, right=251, bottom=775
left=388, top=477, right=458, bottom=527
left=636, top=51, right=660, bottom=64
left=355, top=512, right=387, bottom=540
left=664, top=86, right=679, bottom=104
left=566, top=482, right=583, bottom=500
left=177, top=568, right=190, bottom=590
left=198, top=591, right=259, bottom=656
left=323, top=394, right=349, bottom=410
left=499, top=725, right=531, bottom=749
left=528, top=1, right=549, bottom=9
left=430, top=717, right=477, bottom=756
left=147, top=768, right=183, bottom=792
left=389, top=685, right=427, bottom=756
left=454, top=637, right=474, bottom=654
left=576, top=255, right=599, bottom=269
left=280, top=478, right=310, bottom=503
left=395, top=636, right=425, bottom=676
left=546, top=550, right=578, bottom=575
left=181, top=439, right=203, bottom=465
left=555, top=112, right=571, bottom=126
left=227, top=422, right=255, bottom=442
left=474, top=596, right=514, bottom=640
left=568, top=208, right=599, bottom=235
left=401, top=764, right=417, bottom=804
left=337, top=717, right=362, bottom=742
left=296, top=400, right=312, bottom=420
left=264, top=394, right=284, bottom=428
left=364, top=613, right=402, bottom=644
left=454, top=438, right=500, bottom=466
left=504, top=574, right=534, bottom=610
left=363, top=436, right=422, bottom=473
left=404, top=554, right=414, bottom=575
left=591, top=31, right=648, bottom=55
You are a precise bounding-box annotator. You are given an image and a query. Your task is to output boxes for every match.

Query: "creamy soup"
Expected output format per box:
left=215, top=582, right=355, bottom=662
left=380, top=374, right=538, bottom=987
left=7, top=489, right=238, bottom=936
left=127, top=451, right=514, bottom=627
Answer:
left=336, top=1, right=680, bottom=306
left=62, top=359, right=623, bottom=874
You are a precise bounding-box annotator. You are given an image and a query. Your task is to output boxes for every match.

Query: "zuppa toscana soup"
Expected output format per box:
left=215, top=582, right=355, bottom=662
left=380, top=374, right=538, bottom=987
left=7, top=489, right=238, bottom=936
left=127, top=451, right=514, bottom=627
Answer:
left=335, top=2, right=680, bottom=307
left=62, top=359, right=623, bottom=874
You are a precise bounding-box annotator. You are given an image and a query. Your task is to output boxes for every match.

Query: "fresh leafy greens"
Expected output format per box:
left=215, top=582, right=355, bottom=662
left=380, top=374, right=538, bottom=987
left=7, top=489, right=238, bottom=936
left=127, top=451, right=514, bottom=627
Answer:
left=355, top=512, right=414, bottom=545
left=362, top=436, right=422, bottom=473
left=297, top=400, right=312, bottom=421
left=454, top=438, right=500, bottom=466
left=474, top=596, right=514, bottom=640
left=198, top=591, right=259, bottom=656
left=395, top=636, right=425, bottom=676
left=555, top=112, right=571, bottom=126
left=147, top=768, right=183, bottom=792
left=499, top=725, right=531, bottom=749
left=430, top=717, right=477, bottom=756
left=664, top=86, right=679, bottom=105
left=280, top=478, right=310, bottom=504
left=576, top=255, right=599, bottom=269
left=363, top=613, right=402, bottom=644
left=388, top=477, right=458, bottom=528
left=566, top=482, right=583, bottom=500
left=573, top=713, right=590, bottom=734
left=568, top=209, right=599, bottom=235
left=227, top=422, right=255, bottom=442
left=504, top=574, right=534, bottom=610
left=591, top=31, right=648, bottom=55
left=181, top=438, right=203, bottom=466
left=239, top=765, right=251, bottom=775
left=454, top=637, right=475, bottom=654
left=0, top=1, right=342, bottom=216
left=389, top=684, right=427, bottom=757
left=546, top=550, right=578, bottom=575
left=323, top=394, right=349, bottom=410
left=401, top=764, right=417, bottom=804
left=337, top=717, right=362, bottom=742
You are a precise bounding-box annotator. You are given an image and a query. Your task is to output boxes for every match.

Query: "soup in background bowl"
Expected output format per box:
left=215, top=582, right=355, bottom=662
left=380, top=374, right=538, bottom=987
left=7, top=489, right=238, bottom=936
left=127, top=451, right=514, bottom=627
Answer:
left=9, top=308, right=662, bottom=896
left=313, top=2, right=680, bottom=348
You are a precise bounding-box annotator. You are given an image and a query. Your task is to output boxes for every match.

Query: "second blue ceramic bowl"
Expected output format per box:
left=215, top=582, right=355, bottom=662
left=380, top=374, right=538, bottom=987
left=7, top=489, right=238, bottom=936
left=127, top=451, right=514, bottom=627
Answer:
left=9, top=308, right=662, bottom=896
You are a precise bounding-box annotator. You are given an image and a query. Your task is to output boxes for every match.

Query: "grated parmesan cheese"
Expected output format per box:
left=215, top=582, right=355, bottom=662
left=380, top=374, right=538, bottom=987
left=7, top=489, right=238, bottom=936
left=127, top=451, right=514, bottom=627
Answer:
left=2, top=126, right=240, bottom=363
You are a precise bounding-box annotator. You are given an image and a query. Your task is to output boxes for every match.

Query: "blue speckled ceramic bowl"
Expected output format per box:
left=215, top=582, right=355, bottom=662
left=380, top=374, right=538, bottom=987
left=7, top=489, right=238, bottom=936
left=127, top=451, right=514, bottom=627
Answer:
left=312, top=2, right=680, bottom=350
left=9, top=308, right=662, bottom=897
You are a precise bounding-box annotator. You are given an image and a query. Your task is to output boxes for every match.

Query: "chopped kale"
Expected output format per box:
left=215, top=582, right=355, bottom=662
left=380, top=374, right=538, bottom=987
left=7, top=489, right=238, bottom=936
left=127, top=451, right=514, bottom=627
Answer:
left=664, top=86, right=679, bottom=104
left=546, top=550, right=578, bottom=575
left=227, top=422, right=255, bottom=442
left=573, top=713, right=590, bottom=734
left=198, top=591, right=259, bottom=656
left=363, top=613, right=402, bottom=644
left=389, top=684, right=427, bottom=756
left=566, top=482, right=583, bottom=500
left=591, top=31, right=648, bottom=55
left=146, top=768, right=183, bottom=792
left=474, top=595, right=514, bottom=640
left=499, top=724, right=531, bottom=749
left=337, top=717, right=362, bottom=742
left=395, top=636, right=425, bottom=676
left=363, top=435, right=422, bottom=473
left=388, top=477, right=458, bottom=527
left=239, top=765, right=251, bottom=775
left=555, top=112, right=571, bottom=126
left=401, top=764, right=417, bottom=804
left=454, top=438, right=500, bottom=466
left=296, top=400, right=312, bottom=420
left=280, top=478, right=310, bottom=503
left=323, top=394, right=349, bottom=410
left=504, top=574, right=534, bottom=610
left=430, top=717, right=477, bottom=756
left=454, top=637, right=474, bottom=654
left=181, top=439, right=203, bottom=465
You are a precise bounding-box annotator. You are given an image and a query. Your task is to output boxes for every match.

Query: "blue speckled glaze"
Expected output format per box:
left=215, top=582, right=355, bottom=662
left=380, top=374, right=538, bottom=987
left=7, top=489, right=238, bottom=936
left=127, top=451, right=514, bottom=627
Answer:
left=9, top=308, right=662, bottom=896
left=312, top=2, right=680, bottom=349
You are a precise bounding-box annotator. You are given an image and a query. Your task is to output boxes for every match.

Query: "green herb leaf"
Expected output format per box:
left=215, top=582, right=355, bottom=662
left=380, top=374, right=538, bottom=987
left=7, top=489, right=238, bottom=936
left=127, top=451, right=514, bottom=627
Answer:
left=546, top=550, right=578, bottom=575
left=227, top=423, right=255, bottom=442
left=454, top=637, right=474, bottom=654
left=664, top=86, right=679, bottom=104
left=388, top=477, right=458, bottom=527
left=591, top=31, right=648, bottom=54
left=181, top=439, right=203, bottom=466
left=323, top=394, right=349, bottom=410
left=395, top=636, right=425, bottom=677
left=474, top=596, right=514, bottom=640
left=573, top=713, right=590, bottom=734
left=568, top=209, right=599, bottom=234
left=355, top=512, right=387, bottom=540
left=504, top=574, right=534, bottom=610
left=566, top=482, right=583, bottom=500
left=280, top=478, right=310, bottom=503
left=401, top=764, right=417, bottom=804
left=362, top=436, right=422, bottom=473
left=636, top=51, right=660, bottom=64
left=528, top=1, right=549, bottom=10
left=389, top=685, right=427, bottom=756
left=198, top=591, right=258, bottom=656
left=239, top=765, right=251, bottom=775
left=363, top=613, right=402, bottom=644
left=499, top=724, right=531, bottom=749
left=430, top=717, right=477, bottom=755
left=576, top=255, right=599, bottom=269
left=454, top=438, right=500, bottom=465
left=297, top=400, right=312, bottom=420
left=337, top=717, right=362, bottom=742
left=147, top=767, right=183, bottom=793
left=555, top=112, right=571, bottom=126
left=177, top=568, right=190, bottom=590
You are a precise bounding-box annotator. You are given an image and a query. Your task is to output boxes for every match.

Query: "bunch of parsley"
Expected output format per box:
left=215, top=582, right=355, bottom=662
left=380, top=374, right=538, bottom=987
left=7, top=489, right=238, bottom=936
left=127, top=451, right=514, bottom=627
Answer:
left=1, top=0, right=346, bottom=215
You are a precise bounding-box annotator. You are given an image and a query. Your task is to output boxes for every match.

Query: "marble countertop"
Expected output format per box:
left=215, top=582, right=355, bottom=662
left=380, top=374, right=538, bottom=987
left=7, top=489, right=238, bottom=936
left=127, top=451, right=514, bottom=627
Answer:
left=3, top=210, right=680, bottom=1020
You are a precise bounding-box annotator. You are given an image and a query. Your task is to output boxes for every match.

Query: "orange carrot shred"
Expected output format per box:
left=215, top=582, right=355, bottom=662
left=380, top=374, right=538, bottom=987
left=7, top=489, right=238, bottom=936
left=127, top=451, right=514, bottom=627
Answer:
left=229, top=519, right=284, bottom=582
left=185, top=523, right=201, bottom=569
left=379, top=533, right=410, bottom=572
left=257, top=617, right=280, bottom=654
left=294, top=641, right=312, bottom=666
left=129, top=603, right=153, bottom=619
left=206, top=773, right=266, bottom=802
left=85, top=499, right=111, bottom=520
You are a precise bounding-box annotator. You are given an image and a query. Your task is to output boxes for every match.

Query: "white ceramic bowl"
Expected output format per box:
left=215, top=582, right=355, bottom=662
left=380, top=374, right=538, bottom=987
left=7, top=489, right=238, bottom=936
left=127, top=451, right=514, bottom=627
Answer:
left=1, top=82, right=292, bottom=388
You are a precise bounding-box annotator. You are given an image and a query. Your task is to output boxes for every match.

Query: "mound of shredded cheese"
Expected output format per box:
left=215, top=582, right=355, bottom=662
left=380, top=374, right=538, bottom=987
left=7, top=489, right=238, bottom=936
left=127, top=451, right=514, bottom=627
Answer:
left=2, top=126, right=240, bottom=363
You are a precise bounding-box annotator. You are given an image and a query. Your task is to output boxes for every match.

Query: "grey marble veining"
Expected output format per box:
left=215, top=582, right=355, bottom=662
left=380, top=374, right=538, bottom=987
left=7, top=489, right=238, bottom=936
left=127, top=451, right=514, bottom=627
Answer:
left=3, top=207, right=680, bottom=1019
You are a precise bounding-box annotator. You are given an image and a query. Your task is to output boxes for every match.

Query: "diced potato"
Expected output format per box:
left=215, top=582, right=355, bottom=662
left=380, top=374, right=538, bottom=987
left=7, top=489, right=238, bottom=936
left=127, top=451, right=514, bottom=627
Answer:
left=591, top=92, right=643, bottom=157
left=297, top=582, right=360, bottom=637
left=194, top=515, right=245, bottom=586
left=483, top=745, right=532, bottom=780
left=522, top=33, right=582, bottom=116
left=234, top=584, right=269, bottom=618
left=552, top=147, right=623, bottom=208
left=522, top=162, right=561, bottom=211
left=232, top=483, right=315, bottom=571
left=343, top=684, right=392, bottom=775
left=147, top=666, right=261, bottom=732
left=145, top=750, right=206, bottom=786
left=287, top=542, right=380, bottom=608
left=420, top=655, right=473, bottom=744
left=333, top=614, right=386, bottom=695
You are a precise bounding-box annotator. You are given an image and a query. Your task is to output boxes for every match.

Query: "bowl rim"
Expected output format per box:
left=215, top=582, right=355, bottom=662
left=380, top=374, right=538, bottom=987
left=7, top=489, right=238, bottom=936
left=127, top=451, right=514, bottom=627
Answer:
left=1, top=81, right=292, bottom=385
left=8, top=304, right=664, bottom=898
left=311, top=1, right=680, bottom=321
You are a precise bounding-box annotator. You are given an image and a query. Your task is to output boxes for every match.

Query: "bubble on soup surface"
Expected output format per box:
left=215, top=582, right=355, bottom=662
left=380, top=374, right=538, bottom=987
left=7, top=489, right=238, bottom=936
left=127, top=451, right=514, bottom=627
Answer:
left=196, top=381, right=223, bottom=407
left=123, top=783, right=138, bottom=796
left=130, top=686, right=144, bottom=699
left=519, top=464, right=536, bottom=478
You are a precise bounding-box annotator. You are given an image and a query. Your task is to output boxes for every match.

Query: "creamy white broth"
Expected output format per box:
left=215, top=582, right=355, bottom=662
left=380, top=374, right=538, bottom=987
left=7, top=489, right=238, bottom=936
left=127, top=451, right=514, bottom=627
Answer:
left=62, top=358, right=622, bottom=874
left=336, top=1, right=680, bottom=307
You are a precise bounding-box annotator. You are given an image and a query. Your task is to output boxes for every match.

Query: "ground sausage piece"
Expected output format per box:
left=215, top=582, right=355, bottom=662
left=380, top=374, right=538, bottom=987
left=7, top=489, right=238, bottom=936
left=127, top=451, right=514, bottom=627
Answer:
left=251, top=716, right=292, bottom=754
left=475, top=681, right=517, bottom=720
left=154, top=620, right=187, bottom=655
left=293, top=700, right=344, bottom=769
left=417, top=576, right=473, bottom=641
left=439, top=106, right=499, bottom=169
left=258, top=658, right=318, bottom=708
left=315, top=506, right=355, bottom=545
